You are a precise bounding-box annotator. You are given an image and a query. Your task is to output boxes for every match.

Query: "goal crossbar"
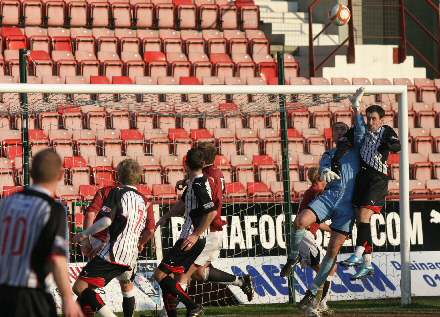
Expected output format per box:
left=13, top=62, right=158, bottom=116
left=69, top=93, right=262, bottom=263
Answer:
left=4, top=83, right=410, bottom=305
left=0, top=84, right=408, bottom=95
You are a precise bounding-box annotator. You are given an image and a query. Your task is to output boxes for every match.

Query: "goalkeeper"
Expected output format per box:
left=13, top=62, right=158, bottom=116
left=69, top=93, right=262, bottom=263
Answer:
left=282, top=88, right=364, bottom=315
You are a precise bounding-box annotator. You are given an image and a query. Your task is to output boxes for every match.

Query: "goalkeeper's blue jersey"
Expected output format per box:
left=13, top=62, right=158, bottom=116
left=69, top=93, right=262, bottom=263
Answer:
left=318, top=120, right=364, bottom=205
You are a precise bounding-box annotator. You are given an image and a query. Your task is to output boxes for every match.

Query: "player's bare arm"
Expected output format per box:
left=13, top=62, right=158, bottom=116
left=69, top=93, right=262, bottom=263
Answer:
left=319, top=223, right=332, bottom=232
left=138, top=227, right=155, bottom=251
left=52, top=255, right=84, bottom=317
left=181, top=210, right=217, bottom=251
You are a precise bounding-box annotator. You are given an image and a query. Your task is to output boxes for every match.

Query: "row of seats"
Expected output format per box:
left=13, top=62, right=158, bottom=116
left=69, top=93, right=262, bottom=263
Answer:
left=0, top=27, right=268, bottom=51
left=3, top=178, right=440, bottom=203
left=1, top=145, right=440, bottom=186
left=0, top=0, right=259, bottom=30
left=2, top=51, right=286, bottom=81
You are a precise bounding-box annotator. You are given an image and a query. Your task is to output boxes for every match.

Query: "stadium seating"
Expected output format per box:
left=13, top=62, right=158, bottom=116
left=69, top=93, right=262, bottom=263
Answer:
left=0, top=1, right=439, bottom=203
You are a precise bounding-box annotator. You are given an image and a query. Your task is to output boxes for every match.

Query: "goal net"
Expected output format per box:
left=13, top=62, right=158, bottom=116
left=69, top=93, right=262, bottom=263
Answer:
left=0, top=83, right=410, bottom=311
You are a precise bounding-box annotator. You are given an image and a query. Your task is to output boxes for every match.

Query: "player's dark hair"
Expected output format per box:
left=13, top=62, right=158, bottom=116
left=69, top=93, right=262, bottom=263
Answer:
left=366, top=104, right=385, bottom=118
left=332, top=121, right=349, bottom=130
left=30, top=149, right=62, bottom=183
left=197, top=142, right=217, bottom=165
left=186, top=148, right=205, bottom=171
left=117, top=159, right=142, bottom=185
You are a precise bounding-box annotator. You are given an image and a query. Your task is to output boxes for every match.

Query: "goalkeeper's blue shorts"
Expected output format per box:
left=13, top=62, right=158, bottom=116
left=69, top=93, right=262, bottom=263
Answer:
left=308, top=189, right=356, bottom=235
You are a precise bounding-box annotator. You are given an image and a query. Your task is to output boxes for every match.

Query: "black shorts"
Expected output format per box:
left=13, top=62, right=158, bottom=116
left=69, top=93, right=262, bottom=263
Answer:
left=0, top=285, right=57, bottom=317
left=353, top=166, right=389, bottom=213
left=79, top=256, right=130, bottom=288
left=159, top=238, right=206, bottom=274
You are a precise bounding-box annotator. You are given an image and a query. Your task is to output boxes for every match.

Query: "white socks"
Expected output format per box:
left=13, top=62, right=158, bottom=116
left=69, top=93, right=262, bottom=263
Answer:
left=363, top=253, right=372, bottom=267
left=354, top=246, right=365, bottom=258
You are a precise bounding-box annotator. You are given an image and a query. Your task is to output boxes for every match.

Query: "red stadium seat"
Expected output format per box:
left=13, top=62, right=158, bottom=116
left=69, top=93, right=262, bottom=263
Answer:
left=393, top=78, right=417, bottom=106
left=220, top=5, right=238, bottom=30
left=68, top=2, right=88, bottom=27
left=23, top=0, right=43, bottom=26
left=1, top=1, right=20, bottom=26
left=225, top=182, right=247, bottom=199
left=152, top=184, right=178, bottom=200
left=137, top=155, right=162, bottom=185
left=253, top=154, right=276, bottom=183
left=231, top=154, right=254, bottom=184
left=214, top=128, right=236, bottom=158
left=199, top=4, right=218, bottom=29
left=46, top=2, right=65, bottom=27
left=79, top=185, right=99, bottom=200
left=247, top=182, right=272, bottom=198
left=161, top=155, right=185, bottom=186
left=156, top=3, right=175, bottom=28
left=121, top=129, right=145, bottom=157
left=428, top=153, right=440, bottom=179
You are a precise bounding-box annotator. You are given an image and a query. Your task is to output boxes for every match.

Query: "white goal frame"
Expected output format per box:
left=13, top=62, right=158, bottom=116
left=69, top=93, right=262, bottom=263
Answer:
left=0, top=84, right=411, bottom=305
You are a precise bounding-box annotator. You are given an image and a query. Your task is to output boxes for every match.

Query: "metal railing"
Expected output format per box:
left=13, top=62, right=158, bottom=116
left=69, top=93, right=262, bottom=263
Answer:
left=308, top=0, right=355, bottom=77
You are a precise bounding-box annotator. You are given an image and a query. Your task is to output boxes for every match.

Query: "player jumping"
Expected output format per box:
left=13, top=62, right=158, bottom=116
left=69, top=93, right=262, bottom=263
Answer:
left=79, top=184, right=155, bottom=317
left=342, top=96, right=401, bottom=279
left=282, top=88, right=364, bottom=317
left=154, top=148, right=219, bottom=317
left=157, top=143, right=254, bottom=317
left=73, top=159, right=151, bottom=317
left=281, top=166, right=336, bottom=315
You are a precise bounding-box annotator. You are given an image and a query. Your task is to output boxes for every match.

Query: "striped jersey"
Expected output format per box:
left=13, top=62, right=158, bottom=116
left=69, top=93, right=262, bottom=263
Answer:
left=86, top=185, right=155, bottom=243
left=356, top=114, right=400, bottom=175
left=360, top=125, right=400, bottom=175
left=180, top=175, right=217, bottom=239
left=202, top=165, right=226, bottom=231
left=0, top=186, right=68, bottom=288
left=97, top=185, right=149, bottom=268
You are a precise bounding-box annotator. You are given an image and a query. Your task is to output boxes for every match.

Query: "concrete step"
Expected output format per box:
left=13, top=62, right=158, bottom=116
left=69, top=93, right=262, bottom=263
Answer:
left=260, top=11, right=308, bottom=22
left=255, top=0, right=299, bottom=13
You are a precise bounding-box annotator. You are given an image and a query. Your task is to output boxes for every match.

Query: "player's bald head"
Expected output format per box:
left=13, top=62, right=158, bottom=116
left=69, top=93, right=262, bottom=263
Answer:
left=30, top=149, right=63, bottom=184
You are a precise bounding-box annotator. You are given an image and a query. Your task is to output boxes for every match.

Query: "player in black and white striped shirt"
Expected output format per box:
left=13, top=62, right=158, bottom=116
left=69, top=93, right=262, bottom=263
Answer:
left=73, top=159, right=150, bottom=317
left=342, top=89, right=401, bottom=279
left=154, top=148, right=217, bottom=317
left=0, top=149, right=83, bottom=317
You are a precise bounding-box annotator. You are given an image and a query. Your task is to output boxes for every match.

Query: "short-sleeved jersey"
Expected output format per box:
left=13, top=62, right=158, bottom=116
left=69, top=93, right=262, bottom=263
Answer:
left=180, top=175, right=217, bottom=239
left=299, top=185, right=324, bottom=237
left=0, top=189, right=67, bottom=288
left=97, top=186, right=149, bottom=267
left=202, top=165, right=226, bottom=231
left=87, top=186, right=155, bottom=242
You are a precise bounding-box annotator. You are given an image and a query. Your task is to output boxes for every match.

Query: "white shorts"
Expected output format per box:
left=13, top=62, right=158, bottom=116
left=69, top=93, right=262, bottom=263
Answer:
left=298, top=230, right=325, bottom=268
left=117, top=262, right=137, bottom=283
left=194, top=231, right=222, bottom=266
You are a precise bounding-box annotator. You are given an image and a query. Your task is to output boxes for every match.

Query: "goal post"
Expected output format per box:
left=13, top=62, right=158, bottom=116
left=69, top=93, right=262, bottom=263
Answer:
left=2, top=83, right=410, bottom=306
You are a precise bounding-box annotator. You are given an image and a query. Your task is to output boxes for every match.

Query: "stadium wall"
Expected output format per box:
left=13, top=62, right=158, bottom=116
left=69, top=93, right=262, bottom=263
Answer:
left=50, top=200, right=440, bottom=313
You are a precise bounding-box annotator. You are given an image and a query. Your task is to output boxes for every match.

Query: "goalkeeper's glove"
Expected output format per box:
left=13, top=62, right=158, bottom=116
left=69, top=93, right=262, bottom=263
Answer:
left=349, top=87, right=365, bottom=111
left=320, top=168, right=341, bottom=183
